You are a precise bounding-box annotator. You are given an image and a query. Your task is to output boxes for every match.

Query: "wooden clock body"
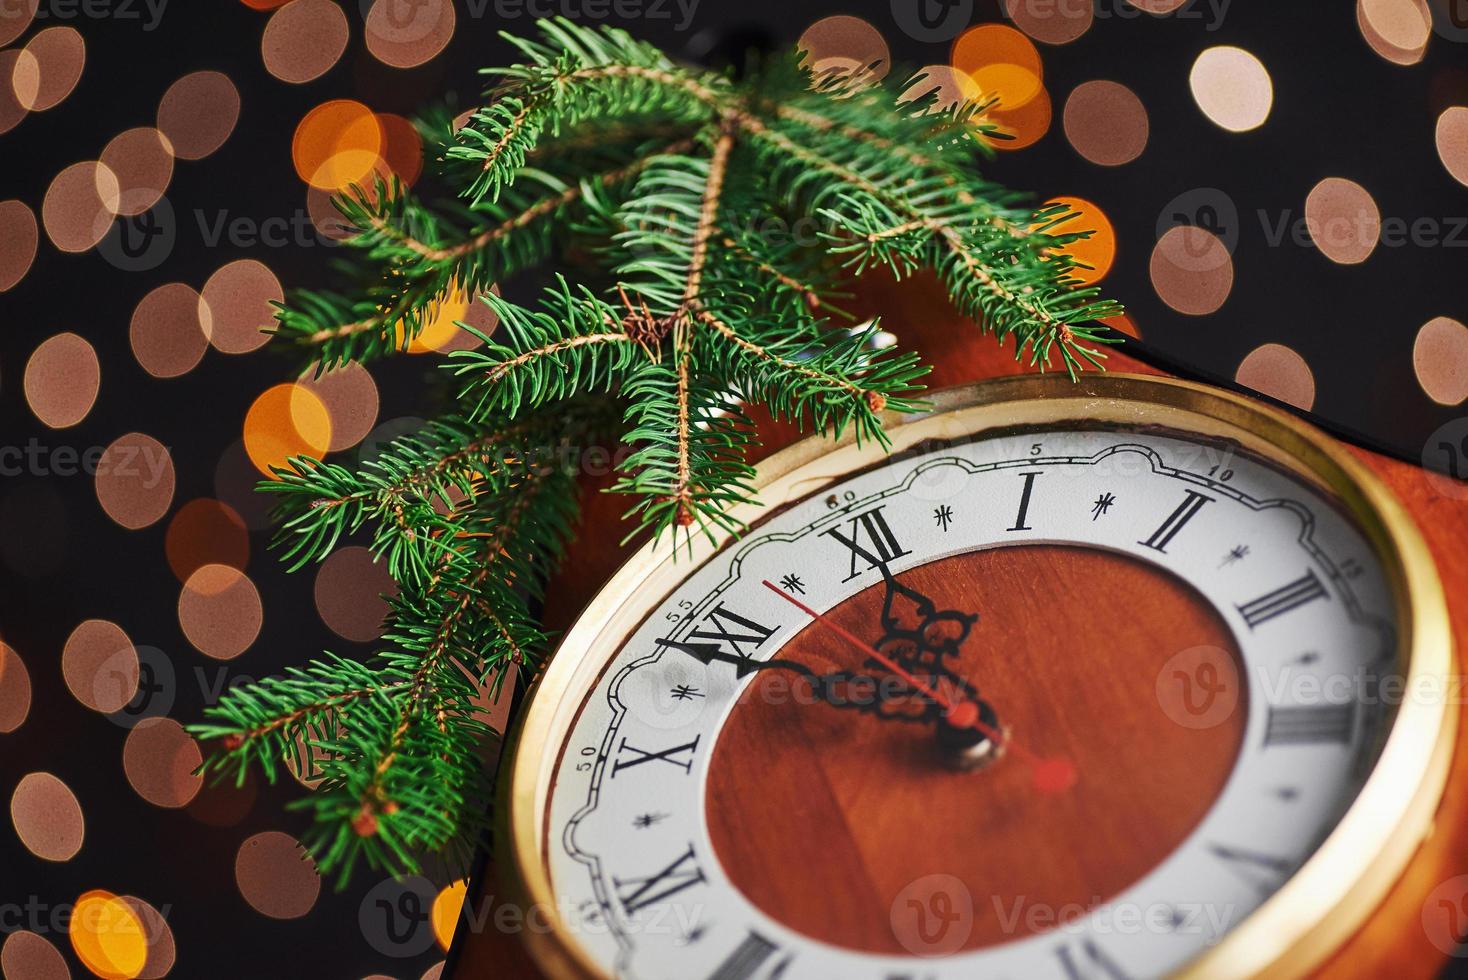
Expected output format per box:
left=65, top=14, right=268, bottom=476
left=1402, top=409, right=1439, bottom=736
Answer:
left=451, top=276, right=1468, bottom=978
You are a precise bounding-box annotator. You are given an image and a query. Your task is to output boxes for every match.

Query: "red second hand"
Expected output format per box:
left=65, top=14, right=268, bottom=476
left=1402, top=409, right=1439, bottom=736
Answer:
left=760, top=578, right=1077, bottom=793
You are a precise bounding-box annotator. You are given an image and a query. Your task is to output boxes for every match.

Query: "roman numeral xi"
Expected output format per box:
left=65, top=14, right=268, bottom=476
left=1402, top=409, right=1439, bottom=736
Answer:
left=823, top=506, right=911, bottom=581
left=614, top=844, right=705, bottom=914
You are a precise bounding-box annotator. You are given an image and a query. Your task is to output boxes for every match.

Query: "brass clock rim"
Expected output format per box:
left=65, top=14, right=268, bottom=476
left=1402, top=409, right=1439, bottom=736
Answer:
left=497, top=372, right=1455, bottom=980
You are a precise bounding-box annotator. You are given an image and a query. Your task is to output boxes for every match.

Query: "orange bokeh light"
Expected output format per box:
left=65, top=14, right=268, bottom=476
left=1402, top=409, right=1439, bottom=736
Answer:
left=1037, top=196, right=1116, bottom=285
left=952, top=24, right=1043, bottom=110
left=400, top=290, right=472, bottom=354
left=292, top=100, right=383, bottom=192
left=243, top=383, right=332, bottom=477
left=68, top=891, right=147, bottom=980
left=432, top=880, right=468, bottom=950
left=986, top=82, right=1051, bottom=151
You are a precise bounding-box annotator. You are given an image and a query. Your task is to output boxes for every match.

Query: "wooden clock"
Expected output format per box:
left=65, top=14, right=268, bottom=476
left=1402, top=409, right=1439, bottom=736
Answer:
left=451, top=277, right=1468, bottom=979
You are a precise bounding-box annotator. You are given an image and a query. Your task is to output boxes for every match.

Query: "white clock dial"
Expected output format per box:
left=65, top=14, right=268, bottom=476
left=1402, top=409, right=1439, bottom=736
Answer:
left=539, top=427, right=1398, bottom=980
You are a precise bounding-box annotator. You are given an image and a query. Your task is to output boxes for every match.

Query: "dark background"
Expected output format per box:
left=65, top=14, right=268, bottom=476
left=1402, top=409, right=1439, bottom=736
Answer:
left=2, top=1, right=1467, bottom=978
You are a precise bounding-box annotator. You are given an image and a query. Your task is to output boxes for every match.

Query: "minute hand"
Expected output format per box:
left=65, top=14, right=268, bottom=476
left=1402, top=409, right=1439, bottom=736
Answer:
left=654, top=638, right=944, bottom=722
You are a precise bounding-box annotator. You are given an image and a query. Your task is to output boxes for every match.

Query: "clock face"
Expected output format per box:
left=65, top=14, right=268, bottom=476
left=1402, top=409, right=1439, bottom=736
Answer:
left=512, top=382, right=1447, bottom=980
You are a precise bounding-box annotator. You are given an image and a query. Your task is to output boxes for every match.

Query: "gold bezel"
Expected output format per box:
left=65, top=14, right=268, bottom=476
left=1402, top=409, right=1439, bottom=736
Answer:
left=497, top=373, right=1455, bottom=980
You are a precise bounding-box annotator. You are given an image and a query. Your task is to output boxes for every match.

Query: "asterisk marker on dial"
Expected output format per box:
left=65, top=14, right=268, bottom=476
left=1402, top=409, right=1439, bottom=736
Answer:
left=632, top=812, right=668, bottom=829
left=1220, top=544, right=1250, bottom=567
left=934, top=504, right=954, bottom=532
left=778, top=573, right=806, bottom=595
left=1091, top=492, right=1116, bottom=520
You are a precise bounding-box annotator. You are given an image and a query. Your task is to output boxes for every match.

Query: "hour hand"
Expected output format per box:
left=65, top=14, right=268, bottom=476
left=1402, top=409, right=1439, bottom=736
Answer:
left=655, top=638, right=817, bottom=680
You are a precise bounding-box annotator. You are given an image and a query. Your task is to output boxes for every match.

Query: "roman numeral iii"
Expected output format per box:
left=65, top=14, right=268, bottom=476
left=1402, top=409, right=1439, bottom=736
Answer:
left=707, top=931, right=788, bottom=980
left=1264, top=703, right=1356, bottom=746
left=1236, top=569, right=1330, bottom=628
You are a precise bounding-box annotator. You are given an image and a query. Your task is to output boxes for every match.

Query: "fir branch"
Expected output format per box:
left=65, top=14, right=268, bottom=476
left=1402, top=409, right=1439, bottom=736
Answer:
left=211, top=16, right=1124, bottom=887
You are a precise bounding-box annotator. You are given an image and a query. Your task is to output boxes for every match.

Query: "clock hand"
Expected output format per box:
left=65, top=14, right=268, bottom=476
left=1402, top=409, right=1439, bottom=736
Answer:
left=654, top=639, right=955, bottom=724
left=760, top=578, right=1078, bottom=793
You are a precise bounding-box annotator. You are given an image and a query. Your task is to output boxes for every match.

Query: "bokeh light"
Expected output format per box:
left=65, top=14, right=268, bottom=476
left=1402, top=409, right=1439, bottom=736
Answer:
left=376, top=112, right=426, bottom=186
left=69, top=890, right=147, bottom=980
left=11, top=771, right=84, bottom=862
left=314, top=545, right=397, bottom=642
left=124, top=717, right=204, bottom=809
left=1189, top=46, right=1273, bottom=132
left=1413, top=316, right=1468, bottom=405
left=1, top=931, right=69, bottom=980
left=1124, top=0, right=1188, bottom=11
left=298, top=361, right=380, bottom=451
left=952, top=23, right=1043, bottom=110
left=42, top=160, right=119, bottom=253
left=25, top=331, right=99, bottom=428
left=1149, top=225, right=1234, bottom=315
left=1038, top=197, right=1116, bottom=285
left=100, top=127, right=174, bottom=217
left=62, top=619, right=139, bottom=715
left=131, top=282, right=210, bottom=378
left=1437, top=106, right=1468, bottom=187
left=95, top=433, right=176, bottom=530
left=0, top=0, right=38, bottom=47
left=13, top=26, right=85, bottom=112
left=262, top=0, right=349, bottom=83
left=0, top=50, right=27, bottom=134
left=201, top=258, right=282, bottom=355
left=178, top=564, right=263, bottom=660
left=898, top=65, right=983, bottom=114
left=1063, top=80, right=1148, bottom=166
left=0, top=199, right=38, bottom=291
left=156, top=71, right=240, bottom=161
left=431, top=881, right=468, bottom=951
left=1235, top=343, right=1317, bottom=411
left=165, top=498, right=250, bottom=583
left=1304, top=177, right=1380, bottom=264
left=0, top=642, right=31, bottom=733
left=235, top=831, right=322, bottom=919
left=119, top=896, right=176, bottom=980
left=293, top=100, right=384, bottom=192
left=364, top=0, right=457, bottom=69
left=1005, top=0, right=1093, bottom=45
left=798, top=15, right=890, bottom=83
left=987, top=85, right=1052, bottom=151
left=1357, top=0, right=1431, bottom=65
left=243, top=383, right=333, bottom=476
